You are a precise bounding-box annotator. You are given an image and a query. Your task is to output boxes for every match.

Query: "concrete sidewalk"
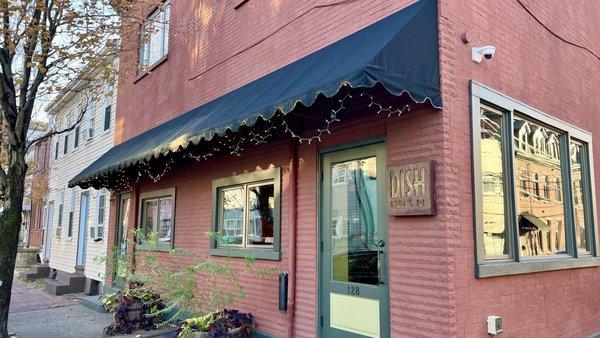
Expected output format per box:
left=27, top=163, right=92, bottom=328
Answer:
left=8, top=304, right=113, bottom=338
left=10, top=278, right=78, bottom=313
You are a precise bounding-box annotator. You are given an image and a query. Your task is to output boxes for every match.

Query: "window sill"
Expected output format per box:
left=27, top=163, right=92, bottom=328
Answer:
left=136, top=242, right=173, bottom=252
left=210, top=247, right=281, bottom=261
left=134, top=55, right=169, bottom=84
left=476, top=257, right=600, bottom=278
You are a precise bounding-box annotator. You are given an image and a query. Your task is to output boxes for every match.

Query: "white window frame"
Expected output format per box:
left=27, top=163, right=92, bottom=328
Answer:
left=91, top=188, right=107, bottom=241
left=85, top=98, right=95, bottom=141
left=56, top=189, right=65, bottom=238
left=138, top=0, right=171, bottom=72
left=66, top=188, right=75, bottom=238
left=102, top=84, right=113, bottom=133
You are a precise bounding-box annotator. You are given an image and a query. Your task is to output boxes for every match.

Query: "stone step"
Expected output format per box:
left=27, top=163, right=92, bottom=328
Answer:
left=80, top=294, right=107, bottom=313
left=25, top=264, right=50, bottom=279
left=44, top=270, right=86, bottom=295
left=44, top=279, right=76, bottom=296
left=84, top=278, right=101, bottom=296
left=57, top=271, right=85, bottom=286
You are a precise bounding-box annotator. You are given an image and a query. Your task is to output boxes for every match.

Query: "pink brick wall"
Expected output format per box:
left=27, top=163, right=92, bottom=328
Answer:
left=439, top=0, right=600, bottom=336
left=115, top=0, right=417, bottom=143
left=111, top=0, right=600, bottom=337
left=112, top=109, right=449, bottom=337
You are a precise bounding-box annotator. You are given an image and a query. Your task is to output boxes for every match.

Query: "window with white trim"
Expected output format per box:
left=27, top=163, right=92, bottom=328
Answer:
left=85, top=98, right=94, bottom=141
left=472, top=82, right=598, bottom=277
left=91, top=188, right=107, bottom=240
left=66, top=188, right=75, bottom=237
left=56, top=190, right=64, bottom=238
left=102, top=85, right=112, bottom=132
left=139, top=1, right=171, bottom=72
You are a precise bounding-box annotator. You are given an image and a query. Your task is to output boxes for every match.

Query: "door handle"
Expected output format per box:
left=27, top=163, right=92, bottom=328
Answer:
left=377, top=240, right=386, bottom=248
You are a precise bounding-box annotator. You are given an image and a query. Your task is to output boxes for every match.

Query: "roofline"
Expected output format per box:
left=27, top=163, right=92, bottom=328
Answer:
left=46, top=50, right=118, bottom=116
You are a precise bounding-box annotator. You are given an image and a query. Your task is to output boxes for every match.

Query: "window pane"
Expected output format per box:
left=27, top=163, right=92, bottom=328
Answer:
left=104, top=104, right=111, bottom=131
left=571, top=141, right=590, bottom=253
left=143, top=199, right=158, bottom=237
left=74, top=126, right=80, bottom=148
left=514, top=116, right=566, bottom=257
left=331, top=157, right=380, bottom=285
left=162, top=2, right=170, bottom=54
left=480, top=108, right=509, bottom=258
left=148, top=16, right=163, bottom=65
left=220, top=187, right=244, bottom=245
left=158, top=197, right=172, bottom=242
left=97, top=194, right=106, bottom=225
left=247, top=183, right=274, bottom=247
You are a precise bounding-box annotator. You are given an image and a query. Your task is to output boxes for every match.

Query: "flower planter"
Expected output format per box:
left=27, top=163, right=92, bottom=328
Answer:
left=185, top=325, right=248, bottom=338
left=126, top=300, right=144, bottom=322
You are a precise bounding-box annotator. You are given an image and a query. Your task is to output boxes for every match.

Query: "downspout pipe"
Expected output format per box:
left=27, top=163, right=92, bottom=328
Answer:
left=286, top=140, right=298, bottom=338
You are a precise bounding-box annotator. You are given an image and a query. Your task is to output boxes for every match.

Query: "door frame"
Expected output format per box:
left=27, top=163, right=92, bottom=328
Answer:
left=113, top=192, right=131, bottom=288
left=317, top=137, right=390, bottom=338
left=76, top=192, right=90, bottom=267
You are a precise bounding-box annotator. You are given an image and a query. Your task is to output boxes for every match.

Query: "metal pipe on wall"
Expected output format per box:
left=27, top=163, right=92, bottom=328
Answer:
left=286, top=139, right=298, bottom=338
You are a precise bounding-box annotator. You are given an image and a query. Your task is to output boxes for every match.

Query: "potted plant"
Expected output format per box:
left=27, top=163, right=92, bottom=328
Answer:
left=103, top=288, right=163, bottom=336
left=179, top=310, right=255, bottom=338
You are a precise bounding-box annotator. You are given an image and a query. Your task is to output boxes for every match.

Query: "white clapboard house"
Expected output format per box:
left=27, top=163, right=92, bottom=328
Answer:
left=38, top=59, right=117, bottom=296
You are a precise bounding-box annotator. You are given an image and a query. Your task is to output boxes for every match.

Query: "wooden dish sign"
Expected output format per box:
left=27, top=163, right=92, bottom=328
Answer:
left=387, top=160, right=436, bottom=216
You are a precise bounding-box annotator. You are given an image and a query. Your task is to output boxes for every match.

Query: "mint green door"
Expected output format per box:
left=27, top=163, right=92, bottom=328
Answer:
left=319, top=142, right=389, bottom=338
left=113, top=193, right=131, bottom=288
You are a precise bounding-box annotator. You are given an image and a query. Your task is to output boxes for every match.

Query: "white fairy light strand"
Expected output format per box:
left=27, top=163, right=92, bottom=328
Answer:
left=86, top=89, right=411, bottom=189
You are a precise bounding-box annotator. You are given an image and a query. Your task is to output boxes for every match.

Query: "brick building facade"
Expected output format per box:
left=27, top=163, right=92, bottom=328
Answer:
left=71, top=0, right=600, bottom=336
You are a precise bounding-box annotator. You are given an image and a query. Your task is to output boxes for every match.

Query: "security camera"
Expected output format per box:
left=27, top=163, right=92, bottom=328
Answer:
left=472, top=45, right=496, bottom=63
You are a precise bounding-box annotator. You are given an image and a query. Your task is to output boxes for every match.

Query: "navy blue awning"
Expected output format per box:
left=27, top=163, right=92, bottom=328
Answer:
left=70, top=0, right=440, bottom=188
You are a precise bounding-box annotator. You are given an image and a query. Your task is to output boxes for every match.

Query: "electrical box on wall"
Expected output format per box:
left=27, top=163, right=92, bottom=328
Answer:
left=487, top=315, right=503, bottom=335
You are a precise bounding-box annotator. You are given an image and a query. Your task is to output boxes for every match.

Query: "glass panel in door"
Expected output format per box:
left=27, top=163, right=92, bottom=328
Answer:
left=331, top=157, right=380, bottom=285
left=114, top=194, right=131, bottom=288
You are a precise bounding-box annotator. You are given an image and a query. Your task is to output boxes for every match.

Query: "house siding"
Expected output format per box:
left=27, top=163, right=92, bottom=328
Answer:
left=47, top=74, right=117, bottom=282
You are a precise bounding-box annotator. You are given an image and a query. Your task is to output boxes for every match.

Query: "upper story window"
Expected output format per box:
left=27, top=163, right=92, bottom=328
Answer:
left=85, top=98, right=95, bottom=141
left=472, top=82, right=598, bottom=278
left=74, top=124, right=80, bottom=149
left=102, top=85, right=113, bottom=132
left=63, top=134, right=69, bottom=155
left=139, top=1, right=171, bottom=72
left=210, top=168, right=281, bottom=260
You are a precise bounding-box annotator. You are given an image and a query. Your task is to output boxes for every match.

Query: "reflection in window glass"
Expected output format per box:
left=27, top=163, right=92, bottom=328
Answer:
left=480, top=108, right=508, bottom=258
left=331, top=157, right=380, bottom=285
left=158, top=197, right=173, bottom=242
left=139, top=1, right=171, bottom=71
left=143, top=199, right=158, bottom=238
left=514, top=116, right=566, bottom=257
left=247, top=184, right=274, bottom=247
left=571, top=141, right=590, bottom=253
left=220, top=187, right=244, bottom=245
